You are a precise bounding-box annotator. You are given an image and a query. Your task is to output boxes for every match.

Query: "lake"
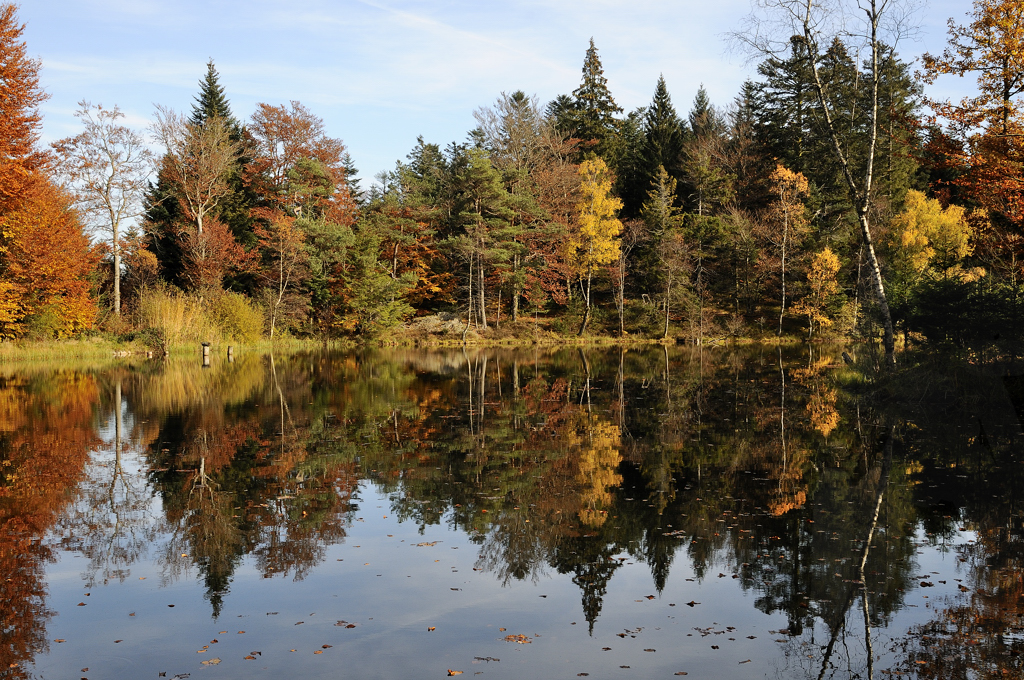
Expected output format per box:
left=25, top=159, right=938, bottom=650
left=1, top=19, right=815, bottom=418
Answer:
left=2, top=345, right=1021, bottom=679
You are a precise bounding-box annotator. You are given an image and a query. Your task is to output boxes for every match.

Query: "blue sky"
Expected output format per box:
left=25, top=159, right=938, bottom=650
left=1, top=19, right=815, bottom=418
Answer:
left=23, top=0, right=974, bottom=187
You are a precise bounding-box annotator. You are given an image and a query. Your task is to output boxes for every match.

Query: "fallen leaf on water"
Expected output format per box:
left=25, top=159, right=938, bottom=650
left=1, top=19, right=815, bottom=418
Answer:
left=747, top=636, right=756, bottom=639
left=244, top=656, right=256, bottom=660
left=503, top=634, right=531, bottom=644
left=602, top=647, right=611, bottom=651
left=711, top=645, right=719, bottom=650
left=114, top=640, right=123, bottom=643
left=129, top=612, right=135, bottom=617
left=644, top=649, right=655, bottom=652
left=54, top=639, right=66, bottom=643
left=620, top=666, right=630, bottom=669
left=685, top=601, right=700, bottom=607
left=428, top=627, right=436, bottom=631
left=577, top=674, right=589, bottom=677
left=739, top=659, right=752, bottom=664
left=167, top=605, right=175, bottom=608
left=210, top=639, right=218, bottom=644
left=81, top=669, right=88, bottom=673
left=290, top=649, right=297, bottom=653
left=295, top=621, right=304, bottom=626
left=674, top=672, right=688, bottom=676
left=314, top=650, right=323, bottom=655
left=219, top=631, right=227, bottom=634
left=77, top=602, right=86, bottom=606
left=645, top=595, right=655, bottom=600
left=448, top=670, right=463, bottom=676
left=200, top=658, right=221, bottom=666
left=498, top=628, right=506, bottom=632
left=322, top=645, right=332, bottom=649
left=238, top=631, right=245, bottom=634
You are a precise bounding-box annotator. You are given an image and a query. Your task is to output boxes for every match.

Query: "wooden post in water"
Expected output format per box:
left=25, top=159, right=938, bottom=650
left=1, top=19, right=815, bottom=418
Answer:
left=201, top=342, right=210, bottom=368
left=227, top=345, right=234, bottom=363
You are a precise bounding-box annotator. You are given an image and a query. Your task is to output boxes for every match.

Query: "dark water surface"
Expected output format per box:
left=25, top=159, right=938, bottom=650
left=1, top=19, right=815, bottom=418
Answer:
left=2, top=346, right=1022, bottom=679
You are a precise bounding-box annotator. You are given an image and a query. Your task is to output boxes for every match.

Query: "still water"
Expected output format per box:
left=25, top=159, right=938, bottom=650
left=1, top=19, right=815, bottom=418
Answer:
left=1, top=346, right=1021, bottom=679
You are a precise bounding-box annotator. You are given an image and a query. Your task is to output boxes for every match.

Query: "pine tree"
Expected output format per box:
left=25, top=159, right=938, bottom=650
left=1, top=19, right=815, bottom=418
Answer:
left=570, top=39, right=623, bottom=158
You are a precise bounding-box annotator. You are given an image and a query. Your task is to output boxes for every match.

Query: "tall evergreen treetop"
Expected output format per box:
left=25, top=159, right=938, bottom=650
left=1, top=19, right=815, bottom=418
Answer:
left=571, top=39, right=623, bottom=152
left=643, top=75, right=686, bottom=182
left=689, top=85, right=725, bottom=139
left=190, top=59, right=238, bottom=128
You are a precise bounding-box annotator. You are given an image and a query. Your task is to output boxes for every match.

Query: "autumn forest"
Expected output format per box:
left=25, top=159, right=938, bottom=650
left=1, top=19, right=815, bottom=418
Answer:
left=1, top=0, right=1023, bottom=361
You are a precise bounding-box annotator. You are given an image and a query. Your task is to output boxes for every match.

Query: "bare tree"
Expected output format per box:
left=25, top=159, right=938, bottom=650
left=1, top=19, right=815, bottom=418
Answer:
left=151, top=105, right=240, bottom=236
left=474, top=91, right=547, bottom=175
left=734, top=0, right=919, bottom=366
left=54, top=102, right=152, bottom=316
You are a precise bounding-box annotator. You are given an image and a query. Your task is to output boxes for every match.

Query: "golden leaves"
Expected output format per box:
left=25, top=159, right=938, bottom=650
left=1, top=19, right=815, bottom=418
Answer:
left=569, top=158, right=622, bottom=275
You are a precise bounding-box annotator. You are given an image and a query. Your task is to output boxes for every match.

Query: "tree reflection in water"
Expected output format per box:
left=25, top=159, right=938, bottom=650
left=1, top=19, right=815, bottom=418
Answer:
left=0, top=346, right=1020, bottom=677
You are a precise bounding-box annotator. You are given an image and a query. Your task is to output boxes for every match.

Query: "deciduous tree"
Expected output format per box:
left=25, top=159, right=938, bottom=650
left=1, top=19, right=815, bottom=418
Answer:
left=792, top=246, right=841, bottom=337
left=736, top=0, right=913, bottom=364
left=151, top=106, right=241, bottom=236
left=0, top=3, right=48, bottom=214
left=54, top=102, right=153, bottom=316
left=0, top=181, right=98, bottom=338
left=570, top=158, right=622, bottom=335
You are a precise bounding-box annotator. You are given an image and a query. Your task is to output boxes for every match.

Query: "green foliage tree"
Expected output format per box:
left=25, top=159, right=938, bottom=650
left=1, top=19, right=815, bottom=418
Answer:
left=569, top=39, right=623, bottom=159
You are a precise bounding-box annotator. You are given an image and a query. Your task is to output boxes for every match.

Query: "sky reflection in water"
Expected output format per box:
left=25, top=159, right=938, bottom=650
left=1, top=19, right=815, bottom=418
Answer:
left=2, top=346, right=1021, bottom=679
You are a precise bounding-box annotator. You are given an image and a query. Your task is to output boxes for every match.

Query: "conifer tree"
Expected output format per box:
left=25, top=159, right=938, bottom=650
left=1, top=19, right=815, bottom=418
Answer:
left=190, top=59, right=239, bottom=129
left=145, top=60, right=255, bottom=288
left=643, top=76, right=686, bottom=184
left=570, top=39, right=623, bottom=158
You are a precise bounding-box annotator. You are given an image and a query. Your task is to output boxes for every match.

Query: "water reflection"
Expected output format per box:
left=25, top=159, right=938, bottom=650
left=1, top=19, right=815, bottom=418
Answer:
left=1, top=346, right=1020, bottom=678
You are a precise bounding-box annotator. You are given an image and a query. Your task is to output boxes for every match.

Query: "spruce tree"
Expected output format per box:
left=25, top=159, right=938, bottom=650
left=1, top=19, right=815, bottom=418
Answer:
left=190, top=59, right=238, bottom=129
left=144, top=60, right=255, bottom=289
left=570, top=39, right=623, bottom=157
left=642, top=75, right=686, bottom=192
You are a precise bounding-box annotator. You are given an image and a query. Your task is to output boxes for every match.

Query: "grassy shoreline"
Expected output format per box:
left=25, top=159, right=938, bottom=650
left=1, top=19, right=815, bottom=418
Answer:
left=0, top=328, right=843, bottom=364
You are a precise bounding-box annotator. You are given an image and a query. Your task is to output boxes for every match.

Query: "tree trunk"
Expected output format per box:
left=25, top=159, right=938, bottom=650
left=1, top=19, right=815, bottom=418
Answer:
left=113, top=239, right=121, bottom=317
left=799, top=0, right=894, bottom=366
left=778, top=202, right=788, bottom=336
left=577, top=272, right=592, bottom=336
left=479, top=258, right=488, bottom=330
left=664, top=272, right=672, bottom=340
left=512, top=253, right=520, bottom=323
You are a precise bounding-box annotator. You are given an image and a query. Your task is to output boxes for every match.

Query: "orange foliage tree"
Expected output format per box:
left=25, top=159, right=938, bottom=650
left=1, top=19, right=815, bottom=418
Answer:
left=0, top=3, right=48, bottom=215
left=0, top=371, right=100, bottom=677
left=0, top=181, right=98, bottom=338
left=246, top=101, right=357, bottom=224
left=922, top=0, right=1024, bottom=267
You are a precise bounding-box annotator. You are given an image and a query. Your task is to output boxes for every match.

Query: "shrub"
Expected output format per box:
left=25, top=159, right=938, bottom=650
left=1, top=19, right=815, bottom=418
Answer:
left=212, top=291, right=263, bottom=344
left=134, top=286, right=219, bottom=346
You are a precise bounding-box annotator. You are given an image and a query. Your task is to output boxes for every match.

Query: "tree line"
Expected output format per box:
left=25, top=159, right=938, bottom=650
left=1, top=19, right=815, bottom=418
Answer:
left=0, top=0, right=1021, bottom=359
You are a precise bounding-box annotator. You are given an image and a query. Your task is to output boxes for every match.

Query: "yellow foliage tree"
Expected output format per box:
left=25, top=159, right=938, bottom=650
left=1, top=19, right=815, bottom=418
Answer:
left=765, top=163, right=809, bottom=335
left=889, top=190, right=984, bottom=282
left=569, top=158, right=622, bottom=335
left=571, top=419, right=622, bottom=527
left=792, top=247, right=841, bottom=338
